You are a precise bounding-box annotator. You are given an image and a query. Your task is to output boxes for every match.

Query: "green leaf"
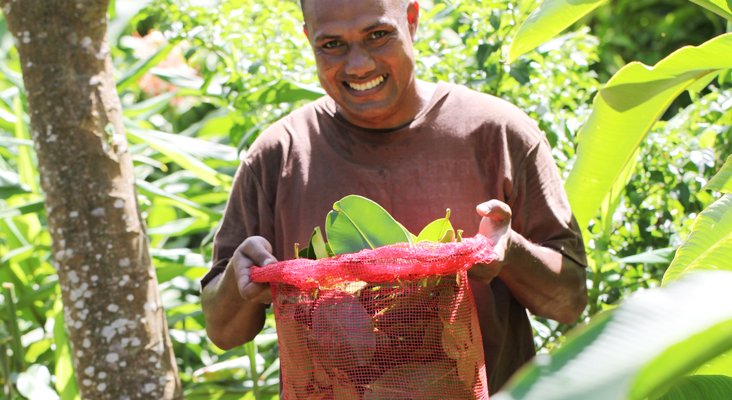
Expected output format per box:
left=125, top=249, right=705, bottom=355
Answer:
left=507, top=0, right=608, bottom=63
left=53, top=297, right=79, bottom=400
left=630, top=319, right=732, bottom=399
left=127, top=127, right=234, bottom=187
left=617, top=247, right=676, bottom=264
left=706, top=155, right=732, bottom=193
left=0, top=170, right=31, bottom=197
left=13, top=97, right=38, bottom=194
left=310, top=226, right=330, bottom=259
left=0, top=104, right=16, bottom=132
left=325, top=195, right=412, bottom=255
left=492, top=271, right=732, bottom=400
left=116, top=42, right=176, bottom=91
left=662, top=194, right=732, bottom=285
left=657, top=375, right=732, bottom=400
left=690, top=0, right=732, bottom=21
left=122, top=92, right=176, bottom=120
left=135, top=179, right=219, bottom=218
left=565, top=33, right=732, bottom=228
left=416, top=208, right=454, bottom=242
left=245, top=79, right=325, bottom=106
left=0, top=199, right=45, bottom=219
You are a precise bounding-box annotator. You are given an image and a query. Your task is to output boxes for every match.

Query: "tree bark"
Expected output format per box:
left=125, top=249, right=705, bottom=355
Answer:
left=1, top=1, right=182, bottom=398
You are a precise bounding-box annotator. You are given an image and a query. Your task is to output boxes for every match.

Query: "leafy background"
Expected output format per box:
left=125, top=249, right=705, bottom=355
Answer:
left=1, top=0, right=730, bottom=398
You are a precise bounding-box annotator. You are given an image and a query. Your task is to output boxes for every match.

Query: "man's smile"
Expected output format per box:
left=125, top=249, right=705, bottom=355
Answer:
left=346, top=74, right=387, bottom=91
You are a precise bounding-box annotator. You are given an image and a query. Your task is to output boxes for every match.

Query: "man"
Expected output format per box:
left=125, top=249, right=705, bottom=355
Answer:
left=201, top=0, right=587, bottom=393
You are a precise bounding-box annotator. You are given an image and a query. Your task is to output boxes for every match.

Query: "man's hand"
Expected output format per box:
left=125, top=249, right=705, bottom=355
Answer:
left=229, top=236, right=276, bottom=304
left=469, top=199, right=513, bottom=282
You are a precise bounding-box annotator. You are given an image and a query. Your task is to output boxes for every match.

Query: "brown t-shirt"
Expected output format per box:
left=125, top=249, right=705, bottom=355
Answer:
left=202, top=82, right=587, bottom=392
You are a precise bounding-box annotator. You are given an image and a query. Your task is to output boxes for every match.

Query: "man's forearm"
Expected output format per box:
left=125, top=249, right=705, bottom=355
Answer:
left=201, top=266, right=266, bottom=349
left=498, top=231, right=587, bottom=324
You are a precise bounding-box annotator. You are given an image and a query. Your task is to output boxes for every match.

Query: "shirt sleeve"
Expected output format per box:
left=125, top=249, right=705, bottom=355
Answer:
left=508, top=137, right=588, bottom=268
left=199, top=159, right=276, bottom=289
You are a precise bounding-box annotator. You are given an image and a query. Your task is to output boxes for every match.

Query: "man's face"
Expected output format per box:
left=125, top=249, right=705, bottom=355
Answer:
left=303, top=0, right=419, bottom=129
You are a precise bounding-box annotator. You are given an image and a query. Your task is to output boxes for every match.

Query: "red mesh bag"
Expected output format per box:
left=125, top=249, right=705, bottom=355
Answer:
left=251, top=235, right=496, bottom=399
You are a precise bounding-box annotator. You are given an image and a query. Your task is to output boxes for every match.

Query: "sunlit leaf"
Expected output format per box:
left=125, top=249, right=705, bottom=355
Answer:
left=245, top=79, right=325, bottom=105
left=630, top=320, right=732, bottom=399
left=16, top=364, right=60, bottom=400
left=0, top=169, right=31, bottom=197
left=127, top=127, right=233, bottom=187
left=53, top=298, right=79, bottom=400
left=507, top=0, right=608, bottom=63
left=135, top=179, right=219, bottom=218
left=690, top=0, right=732, bottom=20
left=662, top=194, right=732, bottom=284
left=13, top=96, right=38, bottom=194
left=493, top=271, right=732, bottom=400
left=617, top=247, right=675, bottom=264
left=116, top=42, right=176, bottom=91
left=325, top=195, right=413, bottom=254
left=0, top=199, right=44, bottom=219
left=565, top=33, right=732, bottom=228
left=122, top=92, right=176, bottom=120
left=706, top=155, right=732, bottom=193
left=416, top=208, right=454, bottom=242
left=657, top=375, right=732, bottom=399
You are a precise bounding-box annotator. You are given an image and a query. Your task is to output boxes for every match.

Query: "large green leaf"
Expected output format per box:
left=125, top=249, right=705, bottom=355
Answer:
left=507, top=0, right=608, bottom=63
left=662, top=194, right=732, bottom=284
left=658, top=375, right=732, bottom=399
left=690, top=0, right=732, bottom=20
left=127, top=127, right=233, bottom=188
left=630, top=319, right=732, bottom=399
left=493, top=271, right=732, bottom=400
left=706, top=155, right=732, bottom=193
left=325, top=195, right=412, bottom=255
left=565, top=33, right=732, bottom=228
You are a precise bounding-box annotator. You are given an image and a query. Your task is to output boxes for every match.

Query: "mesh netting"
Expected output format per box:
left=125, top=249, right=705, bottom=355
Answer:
left=251, top=235, right=495, bottom=399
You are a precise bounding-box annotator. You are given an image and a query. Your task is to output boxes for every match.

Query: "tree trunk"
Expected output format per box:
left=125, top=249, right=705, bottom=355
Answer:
left=1, top=1, right=182, bottom=398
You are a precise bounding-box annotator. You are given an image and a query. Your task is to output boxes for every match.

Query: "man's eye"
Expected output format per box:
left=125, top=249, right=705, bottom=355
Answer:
left=322, top=40, right=342, bottom=49
left=369, top=31, right=388, bottom=40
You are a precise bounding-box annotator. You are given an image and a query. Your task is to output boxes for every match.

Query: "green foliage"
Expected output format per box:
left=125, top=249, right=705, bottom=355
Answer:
left=566, top=33, right=732, bottom=228
left=325, top=195, right=414, bottom=255
left=492, top=271, right=732, bottom=400
left=1, top=0, right=731, bottom=398
left=507, top=0, right=607, bottom=63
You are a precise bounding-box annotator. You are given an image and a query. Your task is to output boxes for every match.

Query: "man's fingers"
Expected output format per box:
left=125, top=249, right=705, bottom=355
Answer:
left=240, top=281, right=272, bottom=304
left=239, top=236, right=277, bottom=267
left=476, top=199, right=512, bottom=221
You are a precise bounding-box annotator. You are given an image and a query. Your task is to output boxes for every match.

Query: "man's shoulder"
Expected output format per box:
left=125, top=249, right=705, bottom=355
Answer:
left=245, top=96, right=331, bottom=160
left=438, top=82, right=543, bottom=142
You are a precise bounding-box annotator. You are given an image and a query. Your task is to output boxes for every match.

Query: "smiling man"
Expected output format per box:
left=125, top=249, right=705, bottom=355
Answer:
left=201, top=0, right=588, bottom=394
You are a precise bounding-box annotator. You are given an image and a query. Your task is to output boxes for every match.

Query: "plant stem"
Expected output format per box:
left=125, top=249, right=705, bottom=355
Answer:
left=2, top=284, right=25, bottom=372
left=1, top=341, right=15, bottom=398
left=245, top=340, right=260, bottom=399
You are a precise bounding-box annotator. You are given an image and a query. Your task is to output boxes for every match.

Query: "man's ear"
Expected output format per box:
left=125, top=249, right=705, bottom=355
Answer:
left=303, top=23, right=309, bottom=39
left=407, top=1, right=419, bottom=39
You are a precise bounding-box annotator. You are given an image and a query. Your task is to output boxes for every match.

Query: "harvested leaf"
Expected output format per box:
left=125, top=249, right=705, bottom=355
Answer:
left=417, top=209, right=455, bottom=243
left=325, top=195, right=413, bottom=254
left=312, top=291, right=376, bottom=368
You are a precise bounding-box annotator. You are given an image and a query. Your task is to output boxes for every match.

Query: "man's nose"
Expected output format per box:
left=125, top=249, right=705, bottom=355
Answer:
left=344, top=45, right=376, bottom=77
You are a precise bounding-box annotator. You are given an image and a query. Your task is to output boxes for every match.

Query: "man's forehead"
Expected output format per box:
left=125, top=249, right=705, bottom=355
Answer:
left=303, top=0, right=405, bottom=25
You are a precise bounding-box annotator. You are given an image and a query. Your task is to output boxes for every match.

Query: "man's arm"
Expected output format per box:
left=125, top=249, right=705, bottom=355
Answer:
left=201, top=236, right=275, bottom=349
left=470, top=200, right=587, bottom=324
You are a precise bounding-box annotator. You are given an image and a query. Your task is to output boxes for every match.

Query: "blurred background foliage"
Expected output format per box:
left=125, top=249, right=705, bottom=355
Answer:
left=1, top=0, right=730, bottom=398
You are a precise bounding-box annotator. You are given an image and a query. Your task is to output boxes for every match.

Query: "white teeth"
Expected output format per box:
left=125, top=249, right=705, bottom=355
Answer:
left=348, top=75, right=385, bottom=91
